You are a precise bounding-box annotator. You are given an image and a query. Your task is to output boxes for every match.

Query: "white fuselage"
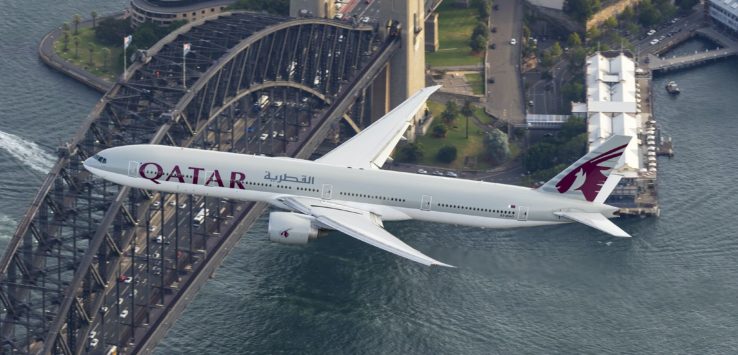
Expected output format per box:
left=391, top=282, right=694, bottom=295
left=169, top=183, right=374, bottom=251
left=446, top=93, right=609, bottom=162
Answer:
left=83, top=145, right=617, bottom=230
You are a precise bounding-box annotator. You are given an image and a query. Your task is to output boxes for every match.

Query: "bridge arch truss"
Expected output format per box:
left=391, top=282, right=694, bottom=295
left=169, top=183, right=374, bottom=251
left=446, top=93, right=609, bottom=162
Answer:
left=0, top=12, right=393, bottom=354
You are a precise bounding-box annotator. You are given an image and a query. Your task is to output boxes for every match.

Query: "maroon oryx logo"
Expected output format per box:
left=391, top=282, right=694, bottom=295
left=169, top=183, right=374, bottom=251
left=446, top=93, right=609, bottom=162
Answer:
left=555, top=144, right=628, bottom=202
left=280, top=229, right=292, bottom=238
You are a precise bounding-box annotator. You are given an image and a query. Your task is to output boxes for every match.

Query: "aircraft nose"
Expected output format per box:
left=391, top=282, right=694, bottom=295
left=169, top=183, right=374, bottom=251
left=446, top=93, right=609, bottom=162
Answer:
left=83, top=156, right=96, bottom=171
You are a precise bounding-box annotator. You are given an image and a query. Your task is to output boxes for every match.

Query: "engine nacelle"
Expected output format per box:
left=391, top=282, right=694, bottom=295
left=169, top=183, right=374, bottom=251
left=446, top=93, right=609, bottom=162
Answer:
left=268, top=212, right=319, bottom=245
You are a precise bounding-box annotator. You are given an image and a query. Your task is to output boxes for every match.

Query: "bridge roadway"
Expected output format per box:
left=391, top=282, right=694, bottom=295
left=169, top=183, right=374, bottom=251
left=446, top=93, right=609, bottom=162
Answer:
left=0, top=11, right=400, bottom=354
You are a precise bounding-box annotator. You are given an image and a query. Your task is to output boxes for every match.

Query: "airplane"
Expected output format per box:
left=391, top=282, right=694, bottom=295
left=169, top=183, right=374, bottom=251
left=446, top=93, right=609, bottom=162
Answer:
left=84, top=85, right=632, bottom=268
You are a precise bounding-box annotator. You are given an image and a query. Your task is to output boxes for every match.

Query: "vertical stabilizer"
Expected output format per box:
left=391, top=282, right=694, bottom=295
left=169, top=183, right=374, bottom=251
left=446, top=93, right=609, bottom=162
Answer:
left=539, top=135, right=631, bottom=202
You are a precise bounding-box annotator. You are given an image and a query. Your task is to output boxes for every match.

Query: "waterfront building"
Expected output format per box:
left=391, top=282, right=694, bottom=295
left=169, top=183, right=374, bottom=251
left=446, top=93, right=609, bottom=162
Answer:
left=129, top=0, right=235, bottom=27
left=708, top=0, right=738, bottom=34
left=584, top=52, right=640, bottom=178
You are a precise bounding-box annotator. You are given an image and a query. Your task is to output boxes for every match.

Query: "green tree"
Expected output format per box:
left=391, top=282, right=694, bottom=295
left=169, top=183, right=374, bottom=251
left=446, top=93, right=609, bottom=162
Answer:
left=470, top=34, right=487, bottom=53
left=73, top=37, right=80, bottom=58
left=396, top=143, right=423, bottom=163
left=461, top=100, right=474, bottom=117
left=550, top=41, right=563, bottom=58
left=72, top=14, right=82, bottom=35
left=432, top=124, right=447, bottom=138
left=564, top=0, right=592, bottom=23
left=558, top=116, right=585, bottom=141
left=436, top=145, right=458, bottom=164
left=95, top=18, right=130, bottom=46
left=638, top=5, right=661, bottom=27
left=675, top=0, right=698, bottom=12
left=604, top=16, right=618, bottom=29
left=442, top=101, right=459, bottom=124
left=87, top=43, right=94, bottom=65
left=568, top=32, right=581, bottom=47
left=91, top=11, right=98, bottom=28
left=62, top=31, right=70, bottom=52
left=522, top=25, right=531, bottom=41
left=473, top=22, right=487, bottom=38
left=524, top=142, right=558, bottom=172
left=478, top=0, right=492, bottom=19
left=484, top=128, right=510, bottom=164
left=561, top=82, right=585, bottom=104
left=230, top=0, right=289, bottom=15
left=101, top=47, right=111, bottom=69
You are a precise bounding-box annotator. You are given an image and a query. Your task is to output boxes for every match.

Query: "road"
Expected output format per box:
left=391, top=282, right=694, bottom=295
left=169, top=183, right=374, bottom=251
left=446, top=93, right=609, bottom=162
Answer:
left=485, top=0, right=525, bottom=124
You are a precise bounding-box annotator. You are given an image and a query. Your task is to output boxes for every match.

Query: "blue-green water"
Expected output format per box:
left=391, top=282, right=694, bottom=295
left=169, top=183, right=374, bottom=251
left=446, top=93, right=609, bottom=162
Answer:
left=1, top=2, right=738, bottom=353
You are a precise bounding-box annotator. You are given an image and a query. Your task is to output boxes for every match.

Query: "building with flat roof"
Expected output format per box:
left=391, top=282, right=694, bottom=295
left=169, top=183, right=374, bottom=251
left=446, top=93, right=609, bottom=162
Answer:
left=129, top=0, right=234, bottom=27
left=708, top=0, right=738, bottom=33
left=584, top=52, right=642, bottom=178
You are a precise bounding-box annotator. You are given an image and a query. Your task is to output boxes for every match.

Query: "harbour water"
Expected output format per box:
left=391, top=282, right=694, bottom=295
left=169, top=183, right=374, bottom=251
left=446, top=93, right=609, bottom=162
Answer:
left=1, top=2, right=737, bottom=353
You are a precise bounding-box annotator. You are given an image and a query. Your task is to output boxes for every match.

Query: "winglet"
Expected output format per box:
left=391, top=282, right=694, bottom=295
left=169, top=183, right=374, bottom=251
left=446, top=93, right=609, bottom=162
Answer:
left=555, top=211, right=631, bottom=238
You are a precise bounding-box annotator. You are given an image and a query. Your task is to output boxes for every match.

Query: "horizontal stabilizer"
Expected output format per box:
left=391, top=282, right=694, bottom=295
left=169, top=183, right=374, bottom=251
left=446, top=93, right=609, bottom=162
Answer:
left=555, top=212, right=631, bottom=238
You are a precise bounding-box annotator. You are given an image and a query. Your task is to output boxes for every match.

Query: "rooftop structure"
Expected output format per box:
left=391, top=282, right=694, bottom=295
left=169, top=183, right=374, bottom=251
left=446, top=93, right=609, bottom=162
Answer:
left=708, top=0, right=738, bottom=33
left=584, top=52, right=641, bottom=177
left=129, top=0, right=234, bottom=27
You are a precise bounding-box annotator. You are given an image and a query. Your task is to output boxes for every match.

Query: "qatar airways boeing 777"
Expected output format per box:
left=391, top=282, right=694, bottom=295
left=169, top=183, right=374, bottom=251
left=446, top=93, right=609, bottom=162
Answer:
left=84, top=86, right=632, bottom=267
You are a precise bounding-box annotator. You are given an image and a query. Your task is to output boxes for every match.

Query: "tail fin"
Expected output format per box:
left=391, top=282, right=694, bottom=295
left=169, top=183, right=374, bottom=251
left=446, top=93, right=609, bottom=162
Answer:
left=539, top=135, right=631, bottom=202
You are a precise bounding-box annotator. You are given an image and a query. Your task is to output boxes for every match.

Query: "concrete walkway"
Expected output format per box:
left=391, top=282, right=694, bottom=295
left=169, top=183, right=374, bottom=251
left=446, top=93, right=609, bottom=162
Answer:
left=38, top=15, right=119, bottom=93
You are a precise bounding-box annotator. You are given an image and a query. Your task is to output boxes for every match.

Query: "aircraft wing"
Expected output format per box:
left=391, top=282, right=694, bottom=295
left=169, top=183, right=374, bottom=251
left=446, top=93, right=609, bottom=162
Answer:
left=316, top=85, right=441, bottom=169
left=277, top=195, right=453, bottom=267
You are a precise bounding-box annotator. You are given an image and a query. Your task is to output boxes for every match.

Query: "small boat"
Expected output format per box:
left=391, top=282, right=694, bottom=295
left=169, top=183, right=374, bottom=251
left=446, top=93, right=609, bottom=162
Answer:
left=665, top=80, right=680, bottom=95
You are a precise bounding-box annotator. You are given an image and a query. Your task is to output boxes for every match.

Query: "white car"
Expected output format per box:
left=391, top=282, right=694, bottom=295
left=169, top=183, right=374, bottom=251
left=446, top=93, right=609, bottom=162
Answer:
left=445, top=171, right=458, bottom=178
left=361, top=16, right=370, bottom=23
left=89, top=338, right=99, bottom=348
left=647, top=29, right=656, bottom=36
left=124, top=276, right=133, bottom=284
left=334, top=13, right=344, bottom=20
left=650, top=39, right=659, bottom=45
left=259, top=133, right=268, bottom=141
left=417, top=169, right=428, bottom=174
left=120, top=309, right=128, bottom=318
left=509, top=38, right=517, bottom=45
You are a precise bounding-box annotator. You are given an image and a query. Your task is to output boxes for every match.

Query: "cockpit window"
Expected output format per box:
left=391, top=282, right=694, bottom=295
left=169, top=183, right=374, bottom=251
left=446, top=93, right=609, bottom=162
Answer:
left=93, top=154, right=107, bottom=164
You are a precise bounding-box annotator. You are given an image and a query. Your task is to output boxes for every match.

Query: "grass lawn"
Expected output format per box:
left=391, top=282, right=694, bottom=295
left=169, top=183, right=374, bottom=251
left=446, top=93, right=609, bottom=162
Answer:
left=464, top=73, right=484, bottom=95
left=426, top=4, right=484, bottom=67
left=416, top=100, right=491, bottom=170
left=54, top=27, right=122, bottom=81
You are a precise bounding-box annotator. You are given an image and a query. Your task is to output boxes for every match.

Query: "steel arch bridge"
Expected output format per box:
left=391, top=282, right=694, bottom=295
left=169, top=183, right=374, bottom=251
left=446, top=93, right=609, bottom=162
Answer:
left=0, top=11, right=399, bottom=354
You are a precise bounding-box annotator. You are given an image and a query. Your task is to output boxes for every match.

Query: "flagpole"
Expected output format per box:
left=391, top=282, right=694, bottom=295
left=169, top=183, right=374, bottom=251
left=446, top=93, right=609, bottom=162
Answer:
left=182, top=49, right=186, bottom=89
left=123, top=43, right=127, bottom=78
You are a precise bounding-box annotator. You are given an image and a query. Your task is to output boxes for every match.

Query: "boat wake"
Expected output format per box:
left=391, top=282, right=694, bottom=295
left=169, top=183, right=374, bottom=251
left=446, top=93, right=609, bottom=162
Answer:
left=0, top=130, right=55, bottom=174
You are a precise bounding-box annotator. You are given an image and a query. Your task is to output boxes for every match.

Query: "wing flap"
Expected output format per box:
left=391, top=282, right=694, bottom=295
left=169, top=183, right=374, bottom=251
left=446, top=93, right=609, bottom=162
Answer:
left=279, top=196, right=452, bottom=267
left=555, top=211, right=631, bottom=238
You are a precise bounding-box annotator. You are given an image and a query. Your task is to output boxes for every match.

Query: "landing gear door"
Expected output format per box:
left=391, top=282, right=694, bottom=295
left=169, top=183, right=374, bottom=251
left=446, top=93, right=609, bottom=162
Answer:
left=127, top=161, right=140, bottom=178
left=420, top=195, right=432, bottom=211
left=516, top=206, right=529, bottom=221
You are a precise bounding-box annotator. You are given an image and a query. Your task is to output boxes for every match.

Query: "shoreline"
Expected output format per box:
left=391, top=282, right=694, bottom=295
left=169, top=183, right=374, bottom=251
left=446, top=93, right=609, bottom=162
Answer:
left=37, top=14, right=122, bottom=93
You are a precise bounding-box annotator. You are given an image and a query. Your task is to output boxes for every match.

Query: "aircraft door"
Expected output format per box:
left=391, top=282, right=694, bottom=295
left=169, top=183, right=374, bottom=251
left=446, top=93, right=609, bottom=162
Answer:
left=516, top=206, right=529, bottom=221
left=420, top=195, right=432, bottom=211
left=127, top=161, right=140, bottom=177
left=321, top=184, right=333, bottom=200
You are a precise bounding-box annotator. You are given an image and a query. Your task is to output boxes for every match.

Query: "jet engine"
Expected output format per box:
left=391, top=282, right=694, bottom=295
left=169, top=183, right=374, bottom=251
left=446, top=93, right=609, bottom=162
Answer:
left=268, top=212, right=319, bottom=245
